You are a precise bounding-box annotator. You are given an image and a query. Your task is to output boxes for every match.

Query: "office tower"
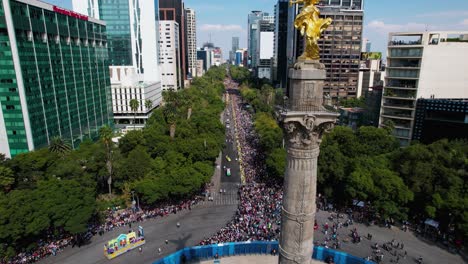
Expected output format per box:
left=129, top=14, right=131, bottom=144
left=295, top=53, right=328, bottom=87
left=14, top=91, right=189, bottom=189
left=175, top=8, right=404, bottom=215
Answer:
left=185, top=8, right=197, bottom=78
left=274, top=0, right=289, bottom=88
left=72, top=0, right=162, bottom=128
left=159, top=21, right=182, bottom=90
left=231, top=37, right=239, bottom=63
left=0, top=0, right=112, bottom=158
left=159, top=0, right=187, bottom=85
left=197, top=49, right=211, bottom=72
left=236, top=50, right=244, bottom=66
left=413, top=99, right=468, bottom=144
left=212, top=47, right=223, bottom=66
left=196, top=60, right=204, bottom=77
left=362, top=38, right=371, bottom=52
left=379, top=31, right=468, bottom=146
left=248, top=11, right=264, bottom=68
left=357, top=52, right=384, bottom=97
left=287, top=0, right=364, bottom=100
left=256, top=19, right=275, bottom=80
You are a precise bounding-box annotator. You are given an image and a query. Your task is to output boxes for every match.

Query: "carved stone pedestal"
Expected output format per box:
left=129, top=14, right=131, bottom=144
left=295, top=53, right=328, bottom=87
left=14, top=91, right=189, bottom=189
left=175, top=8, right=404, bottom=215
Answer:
left=278, top=62, right=338, bottom=264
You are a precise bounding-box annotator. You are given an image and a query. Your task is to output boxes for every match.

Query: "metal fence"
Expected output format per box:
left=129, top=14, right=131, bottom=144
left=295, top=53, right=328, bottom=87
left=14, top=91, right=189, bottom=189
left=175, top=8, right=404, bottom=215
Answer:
left=152, top=241, right=374, bottom=264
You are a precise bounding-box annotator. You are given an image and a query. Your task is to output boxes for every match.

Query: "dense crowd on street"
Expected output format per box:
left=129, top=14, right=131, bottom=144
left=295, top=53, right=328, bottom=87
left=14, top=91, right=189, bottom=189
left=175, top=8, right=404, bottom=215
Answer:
left=3, top=197, right=205, bottom=264
left=199, top=84, right=285, bottom=245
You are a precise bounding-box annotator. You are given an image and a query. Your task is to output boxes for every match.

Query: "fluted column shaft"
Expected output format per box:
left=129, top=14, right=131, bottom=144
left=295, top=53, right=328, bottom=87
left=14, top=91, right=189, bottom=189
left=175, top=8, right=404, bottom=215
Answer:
left=279, top=145, right=319, bottom=264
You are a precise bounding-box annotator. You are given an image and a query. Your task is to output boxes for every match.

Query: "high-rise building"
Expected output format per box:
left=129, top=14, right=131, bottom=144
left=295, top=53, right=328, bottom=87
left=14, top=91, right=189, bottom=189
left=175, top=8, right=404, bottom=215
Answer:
left=236, top=50, right=244, bottom=66
left=197, top=49, right=211, bottom=72
left=248, top=11, right=265, bottom=68
left=357, top=52, right=384, bottom=97
left=274, top=0, right=289, bottom=88
left=230, top=36, right=239, bottom=63
left=212, top=47, right=223, bottom=66
left=362, top=38, right=371, bottom=52
left=379, top=31, right=468, bottom=146
left=256, top=19, right=275, bottom=80
left=159, top=21, right=182, bottom=90
left=287, top=0, right=364, bottom=100
left=159, top=0, right=187, bottom=85
left=185, top=8, right=197, bottom=78
left=72, top=0, right=162, bottom=128
left=196, top=59, right=204, bottom=77
left=0, top=0, right=112, bottom=158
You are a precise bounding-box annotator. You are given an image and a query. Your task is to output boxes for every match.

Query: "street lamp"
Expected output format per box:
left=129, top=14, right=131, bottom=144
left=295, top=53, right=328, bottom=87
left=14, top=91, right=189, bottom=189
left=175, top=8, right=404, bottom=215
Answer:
left=131, top=191, right=140, bottom=211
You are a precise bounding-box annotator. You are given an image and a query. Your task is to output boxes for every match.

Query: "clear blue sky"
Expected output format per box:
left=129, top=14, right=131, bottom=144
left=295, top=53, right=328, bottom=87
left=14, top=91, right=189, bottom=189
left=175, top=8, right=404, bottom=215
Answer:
left=45, top=0, right=468, bottom=58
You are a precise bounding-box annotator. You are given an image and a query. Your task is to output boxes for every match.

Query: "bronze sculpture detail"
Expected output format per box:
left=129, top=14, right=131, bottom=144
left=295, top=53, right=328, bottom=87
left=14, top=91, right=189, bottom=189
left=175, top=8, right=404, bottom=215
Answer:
left=290, top=0, right=332, bottom=61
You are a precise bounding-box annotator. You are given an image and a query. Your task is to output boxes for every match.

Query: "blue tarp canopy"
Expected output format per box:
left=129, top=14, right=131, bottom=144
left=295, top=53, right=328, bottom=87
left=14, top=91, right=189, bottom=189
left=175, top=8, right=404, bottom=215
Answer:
left=424, top=218, right=439, bottom=228
left=352, top=200, right=365, bottom=207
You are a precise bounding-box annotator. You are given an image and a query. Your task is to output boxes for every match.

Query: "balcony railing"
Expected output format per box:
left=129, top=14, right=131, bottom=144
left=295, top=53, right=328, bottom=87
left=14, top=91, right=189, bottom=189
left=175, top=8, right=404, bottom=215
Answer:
left=389, top=40, right=422, bottom=46
left=383, top=103, right=415, bottom=109
left=386, top=81, right=417, bottom=89
left=382, top=111, right=413, bottom=118
left=387, top=63, right=420, bottom=68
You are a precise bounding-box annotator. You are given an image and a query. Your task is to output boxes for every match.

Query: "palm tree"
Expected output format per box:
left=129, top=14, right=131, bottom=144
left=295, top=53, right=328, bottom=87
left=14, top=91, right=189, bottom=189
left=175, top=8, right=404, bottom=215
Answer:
left=129, top=99, right=140, bottom=130
left=163, top=104, right=177, bottom=139
left=144, top=99, right=153, bottom=112
left=186, top=100, right=193, bottom=120
left=48, top=136, right=71, bottom=156
left=99, top=125, right=113, bottom=195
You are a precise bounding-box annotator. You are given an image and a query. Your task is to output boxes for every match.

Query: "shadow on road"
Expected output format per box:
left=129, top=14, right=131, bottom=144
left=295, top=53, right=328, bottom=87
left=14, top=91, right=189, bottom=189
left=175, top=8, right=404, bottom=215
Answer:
left=169, top=233, right=193, bottom=251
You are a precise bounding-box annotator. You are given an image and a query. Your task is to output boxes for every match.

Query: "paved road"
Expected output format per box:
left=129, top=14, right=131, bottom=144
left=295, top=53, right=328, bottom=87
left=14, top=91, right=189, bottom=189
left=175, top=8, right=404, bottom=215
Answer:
left=39, top=89, right=242, bottom=264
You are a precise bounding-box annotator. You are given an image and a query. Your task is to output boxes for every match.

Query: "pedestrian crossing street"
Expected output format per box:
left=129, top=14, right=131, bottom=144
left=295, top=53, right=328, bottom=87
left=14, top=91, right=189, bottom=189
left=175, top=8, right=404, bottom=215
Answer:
left=197, top=189, right=240, bottom=207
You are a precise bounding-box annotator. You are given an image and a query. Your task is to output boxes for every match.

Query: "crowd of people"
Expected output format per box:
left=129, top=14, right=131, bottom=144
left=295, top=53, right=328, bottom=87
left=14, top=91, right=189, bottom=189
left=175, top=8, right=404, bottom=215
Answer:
left=4, top=197, right=205, bottom=264
left=199, top=87, right=284, bottom=245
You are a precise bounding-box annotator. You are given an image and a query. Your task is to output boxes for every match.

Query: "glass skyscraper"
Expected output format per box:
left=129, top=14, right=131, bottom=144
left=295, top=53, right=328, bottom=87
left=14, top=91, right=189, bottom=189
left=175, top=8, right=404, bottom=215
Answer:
left=0, top=0, right=112, bottom=158
left=98, top=0, right=133, bottom=66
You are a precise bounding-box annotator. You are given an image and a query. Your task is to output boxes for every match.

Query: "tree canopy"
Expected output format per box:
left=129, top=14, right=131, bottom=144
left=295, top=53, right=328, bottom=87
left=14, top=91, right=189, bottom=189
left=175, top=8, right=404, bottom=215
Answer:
left=0, top=66, right=227, bottom=259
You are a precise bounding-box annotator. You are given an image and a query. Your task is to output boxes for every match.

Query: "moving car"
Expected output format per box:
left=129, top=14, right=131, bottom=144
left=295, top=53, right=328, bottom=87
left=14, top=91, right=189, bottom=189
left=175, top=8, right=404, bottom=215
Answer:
left=226, top=168, right=231, bottom=177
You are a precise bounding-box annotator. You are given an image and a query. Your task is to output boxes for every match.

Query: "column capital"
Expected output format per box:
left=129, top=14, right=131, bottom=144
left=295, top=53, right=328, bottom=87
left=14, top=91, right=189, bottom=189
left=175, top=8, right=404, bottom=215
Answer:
left=280, top=111, right=337, bottom=150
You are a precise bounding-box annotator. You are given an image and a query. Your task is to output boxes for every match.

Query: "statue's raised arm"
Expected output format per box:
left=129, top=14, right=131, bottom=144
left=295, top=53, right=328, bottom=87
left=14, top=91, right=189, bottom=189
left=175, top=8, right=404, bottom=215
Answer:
left=291, top=0, right=332, bottom=61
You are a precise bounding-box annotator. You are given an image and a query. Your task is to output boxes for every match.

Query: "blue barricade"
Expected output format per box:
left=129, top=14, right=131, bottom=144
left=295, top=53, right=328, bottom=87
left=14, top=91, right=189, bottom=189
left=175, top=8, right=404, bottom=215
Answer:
left=152, top=241, right=373, bottom=264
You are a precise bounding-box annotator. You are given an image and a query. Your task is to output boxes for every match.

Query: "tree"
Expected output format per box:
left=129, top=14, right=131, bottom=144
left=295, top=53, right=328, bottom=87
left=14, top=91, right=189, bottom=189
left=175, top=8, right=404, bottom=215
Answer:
left=48, top=137, right=71, bottom=156
left=266, top=148, right=286, bottom=178
left=163, top=104, right=178, bottom=139
left=129, top=99, right=140, bottom=129
left=99, top=125, right=113, bottom=195
left=145, top=99, right=153, bottom=111
left=0, top=166, right=14, bottom=192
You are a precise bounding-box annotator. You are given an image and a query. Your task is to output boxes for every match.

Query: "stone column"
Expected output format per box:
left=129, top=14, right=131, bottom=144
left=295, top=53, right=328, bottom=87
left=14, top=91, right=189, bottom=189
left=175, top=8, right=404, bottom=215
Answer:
left=278, top=61, right=338, bottom=264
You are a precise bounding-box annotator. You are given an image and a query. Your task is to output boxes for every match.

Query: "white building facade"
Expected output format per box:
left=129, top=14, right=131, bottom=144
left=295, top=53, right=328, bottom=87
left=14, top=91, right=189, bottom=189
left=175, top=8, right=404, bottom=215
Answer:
left=256, top=19, right=275, bottom=80
left=379, top=31, right=468, bottom=146
left=185, top=8, right=197, bottom=78
left=159, top=21, right=182, bottom=91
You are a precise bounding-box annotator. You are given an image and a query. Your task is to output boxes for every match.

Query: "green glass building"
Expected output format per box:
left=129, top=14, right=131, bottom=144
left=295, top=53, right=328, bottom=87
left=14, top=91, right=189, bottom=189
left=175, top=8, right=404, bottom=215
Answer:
left=0, top=0, right=113, bottom=158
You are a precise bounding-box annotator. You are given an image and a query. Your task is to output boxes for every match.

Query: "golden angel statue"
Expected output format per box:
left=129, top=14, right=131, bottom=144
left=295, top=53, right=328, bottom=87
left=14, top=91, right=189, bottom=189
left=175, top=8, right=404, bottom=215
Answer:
left=290, top=0, right=332, bottom=61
